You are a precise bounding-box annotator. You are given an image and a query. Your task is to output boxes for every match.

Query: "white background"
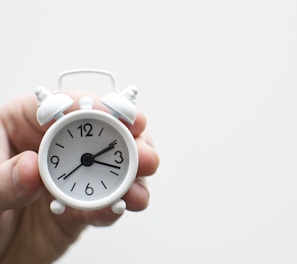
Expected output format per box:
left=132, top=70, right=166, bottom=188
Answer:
left=1, top=0, right=297, bottom=263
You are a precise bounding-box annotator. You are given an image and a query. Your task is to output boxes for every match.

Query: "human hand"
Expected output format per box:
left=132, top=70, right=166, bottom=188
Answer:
left=0, top=91, right=159, bottom=263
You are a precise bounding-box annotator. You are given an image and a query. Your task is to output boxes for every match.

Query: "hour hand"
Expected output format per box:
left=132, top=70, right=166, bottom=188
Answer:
left=93, top=140, right=117, bottom=158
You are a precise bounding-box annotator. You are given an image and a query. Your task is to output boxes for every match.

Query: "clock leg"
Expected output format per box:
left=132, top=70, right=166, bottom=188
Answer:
left=50, top=199, right=66, bottom=215
left=111, top=199, right=126, bottom=214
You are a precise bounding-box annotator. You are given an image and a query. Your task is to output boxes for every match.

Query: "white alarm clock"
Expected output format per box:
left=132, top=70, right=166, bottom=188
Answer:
left=35, top=69, right=138, bottom=215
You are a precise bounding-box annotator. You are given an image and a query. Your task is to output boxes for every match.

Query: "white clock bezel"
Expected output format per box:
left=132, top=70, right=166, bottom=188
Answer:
left=38, top=109, right=138, bottom=211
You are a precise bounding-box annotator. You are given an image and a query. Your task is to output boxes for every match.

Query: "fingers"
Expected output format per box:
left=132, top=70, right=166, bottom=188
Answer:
left=0, top=96, right=44, bottom=153
left=123, top=177, right=150, bottom=211
left=125, top=133, right=159, bottom=211
left=136, top=134, right=160, bottom=176
left=122, top=111, right=147, bottom=137
left=0, top=151, right=43, bottom=211
left=0, top=92, right=158, bottom=229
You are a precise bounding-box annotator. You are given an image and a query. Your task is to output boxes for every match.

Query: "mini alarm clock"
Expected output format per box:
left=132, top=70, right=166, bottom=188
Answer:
left=35, top=69, right=138, bottom=215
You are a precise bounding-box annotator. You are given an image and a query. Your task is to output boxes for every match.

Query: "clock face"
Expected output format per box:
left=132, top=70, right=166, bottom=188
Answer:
left=38, top=110, right=137, bottom=209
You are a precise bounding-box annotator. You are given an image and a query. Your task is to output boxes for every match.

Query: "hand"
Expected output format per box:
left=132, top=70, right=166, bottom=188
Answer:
left=0, top=91, right=159, bottom=263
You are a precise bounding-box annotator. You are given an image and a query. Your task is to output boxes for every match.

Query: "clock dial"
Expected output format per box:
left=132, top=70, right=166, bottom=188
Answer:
left=47, top=118, right=130, bottom=202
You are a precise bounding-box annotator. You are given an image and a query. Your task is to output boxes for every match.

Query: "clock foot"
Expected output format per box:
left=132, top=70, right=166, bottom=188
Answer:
left=111, top=199, right=126, bottom=214
left=50, top=200, right=66, bottom=214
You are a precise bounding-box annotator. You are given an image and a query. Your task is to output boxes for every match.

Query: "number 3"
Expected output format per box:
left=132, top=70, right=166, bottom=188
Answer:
left=114, top=150, right=124, bottom=164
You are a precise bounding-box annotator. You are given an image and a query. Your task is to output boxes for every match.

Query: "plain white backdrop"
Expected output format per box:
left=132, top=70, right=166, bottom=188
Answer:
left=1, top=0, right=297, bottom=263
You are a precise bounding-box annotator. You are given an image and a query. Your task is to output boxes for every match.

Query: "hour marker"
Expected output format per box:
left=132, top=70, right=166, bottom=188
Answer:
left=110, top=170, right=119, bottom=176
left=71, top=182, right=77, bottom=192
left=67, top=129, right=74, bottom=138
left=55, top=143, right=64, bottom=149
left=101, top=180, right=107, bottom=189
left=98, top=127, right=104, bottom=137
left=58, top=173, right=66, bottom=180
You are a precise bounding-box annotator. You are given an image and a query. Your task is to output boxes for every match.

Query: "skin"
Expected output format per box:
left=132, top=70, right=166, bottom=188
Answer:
left=0, top=91, right=159, bottom=263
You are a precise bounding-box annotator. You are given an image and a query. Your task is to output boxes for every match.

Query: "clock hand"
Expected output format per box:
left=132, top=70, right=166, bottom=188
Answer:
left=92, top=140, right=117, bottom=158
left=93, top=160, right=121, bottom=169
left=63, top=163, right=83, bottom=180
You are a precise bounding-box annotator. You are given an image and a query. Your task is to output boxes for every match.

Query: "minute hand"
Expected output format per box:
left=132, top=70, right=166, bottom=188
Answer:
left=93, top=140, right=117, bottom=158
left=93, top=160, right=121, bottom=169
left=63, top=163, right=83, bottom=180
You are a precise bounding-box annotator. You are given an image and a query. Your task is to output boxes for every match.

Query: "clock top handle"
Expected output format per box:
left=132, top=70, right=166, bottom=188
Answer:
left=57, top=69, right=119, bottom=93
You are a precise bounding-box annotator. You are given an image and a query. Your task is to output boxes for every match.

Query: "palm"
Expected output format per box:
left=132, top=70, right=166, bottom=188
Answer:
left=0, top=194, right=82, bottom=263
left=0, top=93, right=158, bottom=263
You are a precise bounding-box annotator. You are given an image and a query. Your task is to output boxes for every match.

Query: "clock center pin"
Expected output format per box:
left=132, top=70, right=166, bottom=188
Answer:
left=81, top=153, right=94, bottom=167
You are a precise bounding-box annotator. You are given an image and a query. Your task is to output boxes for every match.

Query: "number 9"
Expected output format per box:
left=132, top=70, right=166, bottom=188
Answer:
left=50, top=155, right=60, bottom=168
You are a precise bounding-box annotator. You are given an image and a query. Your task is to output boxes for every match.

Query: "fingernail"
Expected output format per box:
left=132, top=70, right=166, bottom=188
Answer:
left=12, top=165, right=23, bottom=192
left=135, top=177, right=148, bottom=189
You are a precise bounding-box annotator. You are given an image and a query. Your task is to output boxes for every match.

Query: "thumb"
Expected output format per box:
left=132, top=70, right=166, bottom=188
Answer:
left=0, top=151, right=44, bottom=211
